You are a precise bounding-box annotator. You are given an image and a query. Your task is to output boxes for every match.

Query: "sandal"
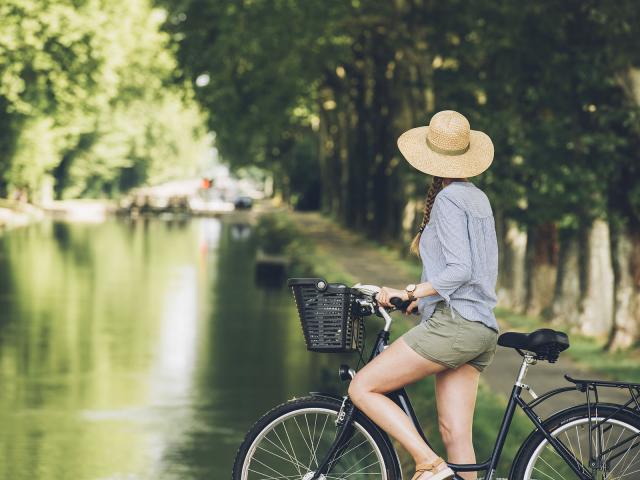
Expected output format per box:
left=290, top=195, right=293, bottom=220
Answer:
left=410, top=457, right=455, bottom=480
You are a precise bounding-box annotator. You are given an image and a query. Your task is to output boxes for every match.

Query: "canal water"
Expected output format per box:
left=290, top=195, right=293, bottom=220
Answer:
left=0, top=217, right=348, bottom=479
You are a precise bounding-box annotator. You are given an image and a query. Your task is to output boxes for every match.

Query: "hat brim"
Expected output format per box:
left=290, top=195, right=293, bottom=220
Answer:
left=397, top=126, right=494, bottom=178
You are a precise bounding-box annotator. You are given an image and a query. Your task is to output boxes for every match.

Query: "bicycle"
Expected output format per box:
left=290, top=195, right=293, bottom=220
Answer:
left=232, top=278, right=640, bottom=479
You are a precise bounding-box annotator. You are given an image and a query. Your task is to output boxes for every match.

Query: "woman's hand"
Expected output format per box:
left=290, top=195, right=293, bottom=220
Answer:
left=376, top=286, right=408, bottom=307
left=405, top=300, right=418, bottom=315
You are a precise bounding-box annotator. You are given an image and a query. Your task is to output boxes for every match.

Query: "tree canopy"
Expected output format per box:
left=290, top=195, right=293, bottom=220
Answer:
left=0, top=0, right=209, bottom=200
left=163, top=0, right=640, bottom=241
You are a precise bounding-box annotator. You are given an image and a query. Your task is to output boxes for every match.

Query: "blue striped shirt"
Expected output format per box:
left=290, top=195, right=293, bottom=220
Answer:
left=417, top=181, right=499, bottom=332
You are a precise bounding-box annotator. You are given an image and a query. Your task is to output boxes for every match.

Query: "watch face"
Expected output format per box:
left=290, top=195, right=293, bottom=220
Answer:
left=407, top=284, right=416, bottom=292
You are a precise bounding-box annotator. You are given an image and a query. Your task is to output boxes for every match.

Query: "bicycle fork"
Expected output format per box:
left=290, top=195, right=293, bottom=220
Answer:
left=308, top=396, right=356, bottom=480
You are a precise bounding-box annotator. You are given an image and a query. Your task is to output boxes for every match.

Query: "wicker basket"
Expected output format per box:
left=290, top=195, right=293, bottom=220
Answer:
left=288, top=278, right=364, bottom=353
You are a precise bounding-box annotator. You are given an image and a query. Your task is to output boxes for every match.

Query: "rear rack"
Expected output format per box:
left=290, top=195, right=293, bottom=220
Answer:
left=529, top=374, right=640, bottom=413
left=565, top=374, right=640, bottom=390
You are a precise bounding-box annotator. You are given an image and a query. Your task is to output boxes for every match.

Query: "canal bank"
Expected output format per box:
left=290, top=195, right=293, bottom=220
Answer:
left=0, top=200, right=44, bottom=232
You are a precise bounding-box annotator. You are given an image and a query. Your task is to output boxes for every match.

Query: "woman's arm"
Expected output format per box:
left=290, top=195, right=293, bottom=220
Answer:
left=377, top=282, right=436, bottom=307
left=378, top=196, right=471, bottom=308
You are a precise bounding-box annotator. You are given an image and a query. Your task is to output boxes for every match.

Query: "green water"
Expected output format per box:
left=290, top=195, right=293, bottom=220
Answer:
left=0, top=218, right=346, bottom=479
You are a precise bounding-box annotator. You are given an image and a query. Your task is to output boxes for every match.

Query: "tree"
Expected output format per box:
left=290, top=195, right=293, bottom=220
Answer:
left=0, top=0, right=208, bottom=200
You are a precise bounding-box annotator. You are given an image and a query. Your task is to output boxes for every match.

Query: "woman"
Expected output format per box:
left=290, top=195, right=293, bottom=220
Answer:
left=348, top=110, right=499, bottom=480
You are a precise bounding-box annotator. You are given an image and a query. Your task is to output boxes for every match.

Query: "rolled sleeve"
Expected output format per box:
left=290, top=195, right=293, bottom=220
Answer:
left=428, top=196, right=472, bottom=302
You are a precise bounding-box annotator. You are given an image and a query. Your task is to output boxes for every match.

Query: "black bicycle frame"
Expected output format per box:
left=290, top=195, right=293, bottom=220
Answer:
left=311, top=328, right=640, bottom=480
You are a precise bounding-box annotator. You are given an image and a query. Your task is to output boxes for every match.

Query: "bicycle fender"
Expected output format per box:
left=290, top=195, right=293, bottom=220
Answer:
left=308, top=391, right=403, bottom=479
left=309, top=391, right=344, bottom=402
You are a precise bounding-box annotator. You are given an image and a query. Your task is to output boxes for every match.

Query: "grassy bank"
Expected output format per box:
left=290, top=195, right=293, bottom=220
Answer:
left=255, top=212, right=358, bottom=285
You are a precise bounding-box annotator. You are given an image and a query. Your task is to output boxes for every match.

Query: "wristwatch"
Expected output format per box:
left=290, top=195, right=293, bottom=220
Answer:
left=405, top=284, right=417, bottom=301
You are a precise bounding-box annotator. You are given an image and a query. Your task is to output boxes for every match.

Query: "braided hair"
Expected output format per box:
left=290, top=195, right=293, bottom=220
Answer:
left=410, top=176, right=444, bottom=255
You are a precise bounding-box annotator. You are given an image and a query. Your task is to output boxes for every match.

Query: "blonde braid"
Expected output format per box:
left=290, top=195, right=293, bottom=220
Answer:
left=410, top=176, right=444, bottom=255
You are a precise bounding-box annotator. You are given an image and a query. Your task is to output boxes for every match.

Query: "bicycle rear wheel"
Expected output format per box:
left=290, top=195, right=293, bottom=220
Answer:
left=232, top=396, right=399, bottom=480
left=510, top=404, right=640, bottom=479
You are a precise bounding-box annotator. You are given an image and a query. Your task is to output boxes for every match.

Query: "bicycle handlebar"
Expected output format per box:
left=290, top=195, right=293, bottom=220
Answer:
left=350, top=284, right=419, bottom=334
left=351, top=284, right=418, bottom=312
left=389, top=297, right=419, bottom=314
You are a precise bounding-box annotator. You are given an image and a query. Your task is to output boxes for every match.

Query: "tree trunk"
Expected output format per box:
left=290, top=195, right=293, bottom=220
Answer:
left=575, top=220, right=614, bottom=336
left=346, top=38, right=369, bottom=231
left=524, top=223, right=557, bottom=315
left=496, top=219, right=527, bottom=310
left=544, top=221, right=614, bottom=335
left=547, top=230, right=581, bottom=325
left=317, top=104, right=334, bottom=214
left=607, top=224, right=640, bottom=350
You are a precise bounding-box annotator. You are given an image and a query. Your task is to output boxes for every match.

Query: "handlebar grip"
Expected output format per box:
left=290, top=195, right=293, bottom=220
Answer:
left=390, top=297, right=420, bottom=315
left=389, top=297, right=405, bottom=308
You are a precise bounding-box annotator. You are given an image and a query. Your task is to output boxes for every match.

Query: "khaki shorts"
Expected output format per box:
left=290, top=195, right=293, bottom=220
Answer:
left=401, top=303, right=498, bottom=372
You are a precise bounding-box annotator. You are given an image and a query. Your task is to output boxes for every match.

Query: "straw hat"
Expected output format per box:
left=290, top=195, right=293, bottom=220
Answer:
left=397, top=110, right=494, bottom=178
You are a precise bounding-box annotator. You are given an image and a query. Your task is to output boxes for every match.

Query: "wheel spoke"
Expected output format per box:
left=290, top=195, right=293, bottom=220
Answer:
left=563, top=430, right=576, bottom=460
left=616, top=466, right=640, bottom=478
left=281, top=422, right=304, bottom=475
left=326, top=474, right=382, bottom=479
left=326, top=460, right=382, bottom=479
left=335, top=448, right=377, bottom=476
left=616, top=443, right=640, bottom=479
left=607, top=429, right=638, bottom=478
left=251, top=457, right=291, bottom=478
left=310, top=413, right=318, bottom=467
left=537, top=453, right=568, bottom=479
left=304, top=413, right=315, bottom=468
left=330, top=438, right=370, bottom=465
left=292, top=415, right=315, bottom=469
left=309, top=413, right=330, bottom=469
left=576, top=425, right=584, bottom=469
left=257, top=444, right=310, bottom=471
left=269, top=425, right=303, bottom=476
left=248, top=469, right=300, bottom=480
left=604, top=425, right=626, bottom=477
left=533, top=465, right=562, bottom=480
left=262, top=434, right=308, bottom=471
left=603, top=423, right=615, bottom=467
left=240, top=405, right=387, bottom=480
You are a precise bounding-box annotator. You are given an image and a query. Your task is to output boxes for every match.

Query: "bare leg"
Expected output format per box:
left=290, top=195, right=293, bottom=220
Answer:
left=348, top=338, right=448, bottom=467
left=435, top=364, right=481, bottom=480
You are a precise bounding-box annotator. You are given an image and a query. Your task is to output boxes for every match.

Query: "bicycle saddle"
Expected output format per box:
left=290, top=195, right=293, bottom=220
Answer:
left=498, top=328, right=569, bottom=362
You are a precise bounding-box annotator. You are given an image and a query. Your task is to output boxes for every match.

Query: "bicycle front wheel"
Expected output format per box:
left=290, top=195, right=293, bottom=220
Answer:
left=232, top=396, right=399, bottom=480
left=511, top=404, right=640, bottom=479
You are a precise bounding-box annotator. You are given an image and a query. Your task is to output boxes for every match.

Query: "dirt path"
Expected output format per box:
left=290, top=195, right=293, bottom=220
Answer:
left=293, top=212, right=629, bottom=414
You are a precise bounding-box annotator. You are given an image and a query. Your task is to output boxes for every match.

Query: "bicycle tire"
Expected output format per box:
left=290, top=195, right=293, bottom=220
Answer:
left=510, top=403, right=640, bottom=479
left=232, top=395, right=400, bottom=480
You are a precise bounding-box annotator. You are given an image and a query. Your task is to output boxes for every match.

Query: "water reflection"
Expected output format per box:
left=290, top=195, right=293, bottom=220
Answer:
left=0, top=218, right=348, bottom=479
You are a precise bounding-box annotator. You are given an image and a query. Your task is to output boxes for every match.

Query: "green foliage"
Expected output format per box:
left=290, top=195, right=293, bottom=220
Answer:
left=254, top=212, right=355, bottom=283
left=164, top=0, right=640, bottom=240
left=0, top=0, right=209, bottom=200
left=255, top=213, right=299, bottom=255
